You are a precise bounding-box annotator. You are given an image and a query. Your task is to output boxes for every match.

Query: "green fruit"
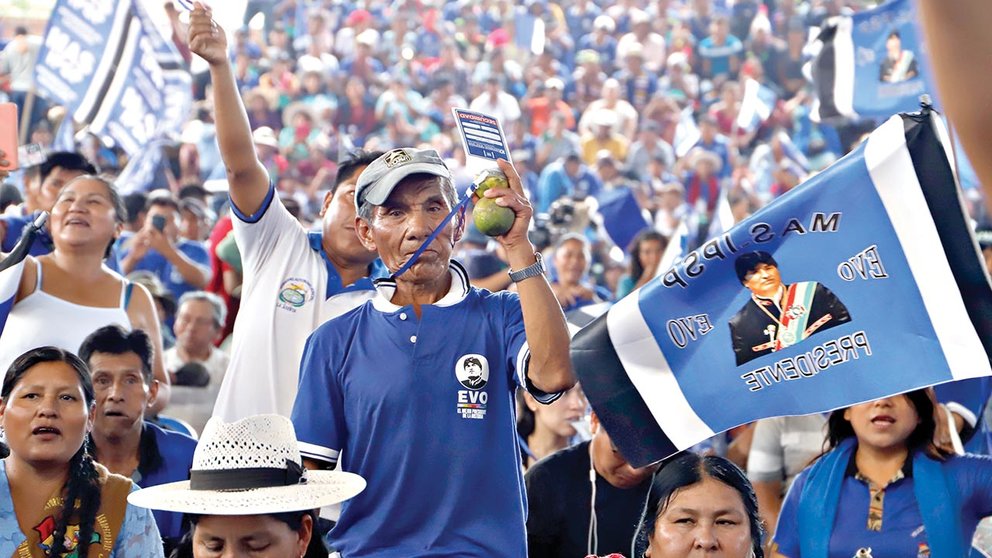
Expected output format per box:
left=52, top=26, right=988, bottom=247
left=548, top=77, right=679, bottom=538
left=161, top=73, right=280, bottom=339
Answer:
left=473, top=197, right=515, bottom=237
left=474, top=169, right=510, bottom=197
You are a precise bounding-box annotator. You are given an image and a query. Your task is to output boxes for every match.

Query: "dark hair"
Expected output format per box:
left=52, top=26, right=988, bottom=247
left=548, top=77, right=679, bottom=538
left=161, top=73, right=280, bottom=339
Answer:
left=824, top=388, right=948, bottom=460
left=464, top=357, right=483, bottom=370
left=78, top=325, right=155, bottom=384
left=515, top=390, right=535, bottom=464
left=2, top=347, right=101, bottom=558
left=40, top=152, right=98, bottom=184
left=734, top=251, right=778, bottom=284
left=627, top=230, right=667, bottom=281
left=888, top=30, right=901, bottom=41
left=123, top=191, right=148, bottom=226
left=171, top=511, right=327, bottom=558
left=332, top=150, right=385, bottom=194
left=146, top=190, right=181, bottom=213
left=14, top=26, right=28, bottom=36
left=640, top=453, right=763, bottom=558
left=58, top=175, right=127, bottom=260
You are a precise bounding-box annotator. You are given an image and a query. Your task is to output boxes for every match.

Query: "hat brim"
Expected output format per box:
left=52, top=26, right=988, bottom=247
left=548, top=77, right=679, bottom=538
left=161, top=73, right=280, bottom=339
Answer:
left=358, top=163, right=451, bottom=208
left=127, top=470, right=366, bottom=515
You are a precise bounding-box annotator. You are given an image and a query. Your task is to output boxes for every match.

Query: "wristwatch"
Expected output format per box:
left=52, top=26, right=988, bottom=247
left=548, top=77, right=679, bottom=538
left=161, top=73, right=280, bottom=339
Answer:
left=508, top=252, right=546, bottom=283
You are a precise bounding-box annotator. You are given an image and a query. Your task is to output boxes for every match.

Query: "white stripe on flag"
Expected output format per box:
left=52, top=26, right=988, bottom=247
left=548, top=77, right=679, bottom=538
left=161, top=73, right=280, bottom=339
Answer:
left=865, top=116, right=991, bottom=381
left=75, top=1, right=132, bottom=124
left=832, top=17, right=856, bottom=119
left=607, top=292, right=714, bottom=450
left=656, top=219, right=688, bottom=279
left=90, top=21, right=142, bottom=134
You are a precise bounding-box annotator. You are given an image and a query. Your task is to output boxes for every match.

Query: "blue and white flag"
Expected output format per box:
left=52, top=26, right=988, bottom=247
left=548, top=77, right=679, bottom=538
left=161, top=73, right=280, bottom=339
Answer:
left=594, top=187, right=651, bottom=252
left=572, top=109, right=992, bottom=467
left=736, top=78, right=776, bottom=133
left=811, top=0, right=932, bottom=122
left=34, top=0, right=191, bottom=156
left=674, top=107, right=701, bottom=158
left=116, top=140, right=167, bottom=193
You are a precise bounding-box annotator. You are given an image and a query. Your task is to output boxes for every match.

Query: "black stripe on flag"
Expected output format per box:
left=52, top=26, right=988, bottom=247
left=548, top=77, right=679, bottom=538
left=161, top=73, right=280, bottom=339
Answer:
left=903, top=112, right=992, bottom=362
left=570, top=315, right=676, bottom=467
left=812, top=23, right=841, bottom=122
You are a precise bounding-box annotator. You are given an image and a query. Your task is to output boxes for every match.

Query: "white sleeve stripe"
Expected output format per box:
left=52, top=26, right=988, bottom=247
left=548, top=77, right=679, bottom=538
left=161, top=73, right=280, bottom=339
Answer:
left=945, top=402, right=978, bottom=428
left=516, top=341, right=530, bottom=378
left=519, top=341, right=565, bottom=404
left=298, top=442, right=340, bottom=463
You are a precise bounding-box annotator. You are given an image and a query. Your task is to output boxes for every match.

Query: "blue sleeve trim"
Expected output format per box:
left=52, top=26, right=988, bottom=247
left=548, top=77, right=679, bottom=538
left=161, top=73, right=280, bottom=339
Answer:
left=230, top=182, right=276, bottom=224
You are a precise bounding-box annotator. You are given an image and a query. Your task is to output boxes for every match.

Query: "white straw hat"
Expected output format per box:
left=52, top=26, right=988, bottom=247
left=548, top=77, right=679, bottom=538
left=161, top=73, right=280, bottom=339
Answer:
left=127, top=415, right=365, bottom=515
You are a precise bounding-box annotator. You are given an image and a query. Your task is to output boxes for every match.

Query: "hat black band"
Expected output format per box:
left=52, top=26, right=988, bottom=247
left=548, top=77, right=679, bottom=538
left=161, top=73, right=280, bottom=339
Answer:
left=190, top=459, right=305, bottom=491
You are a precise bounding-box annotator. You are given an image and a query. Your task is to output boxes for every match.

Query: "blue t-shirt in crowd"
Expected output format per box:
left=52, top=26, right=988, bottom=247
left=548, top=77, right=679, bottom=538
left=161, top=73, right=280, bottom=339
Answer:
left=698, top=34, right=744, bottom=78
left=136, top=422, right=197, bottom=542
left=2, top=211, right=122, bottom=272
left=536, top=161, right=603, bottom=214
left=774, top=451, right=992, bottom=558
left=116, top=232, right=210, bottom=301
left=292, top=261, right=559, bottom=557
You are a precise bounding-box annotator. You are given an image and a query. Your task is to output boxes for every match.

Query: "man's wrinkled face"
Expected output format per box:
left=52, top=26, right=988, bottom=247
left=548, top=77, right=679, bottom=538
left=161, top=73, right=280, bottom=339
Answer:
left=356, top=176, right=460, bottom=285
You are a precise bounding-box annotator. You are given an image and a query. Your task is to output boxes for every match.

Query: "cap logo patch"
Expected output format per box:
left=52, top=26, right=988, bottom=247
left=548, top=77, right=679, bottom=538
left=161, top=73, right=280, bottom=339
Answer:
left=384, top=149, right=412, bottom=168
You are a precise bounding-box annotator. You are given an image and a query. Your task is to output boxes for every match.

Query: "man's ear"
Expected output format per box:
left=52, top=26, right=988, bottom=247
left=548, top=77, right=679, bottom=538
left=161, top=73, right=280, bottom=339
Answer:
left=319, top=190, right=334, bottom=218
left=356, top=216, right=377, bottom=252
left=146, top=379, right=160, bottom=411
left=452, top=207, right=466, bottom=245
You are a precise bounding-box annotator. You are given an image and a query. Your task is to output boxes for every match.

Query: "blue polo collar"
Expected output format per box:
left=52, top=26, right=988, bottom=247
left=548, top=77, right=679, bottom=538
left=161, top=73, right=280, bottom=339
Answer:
left=307, top=230, right=387, bottom=298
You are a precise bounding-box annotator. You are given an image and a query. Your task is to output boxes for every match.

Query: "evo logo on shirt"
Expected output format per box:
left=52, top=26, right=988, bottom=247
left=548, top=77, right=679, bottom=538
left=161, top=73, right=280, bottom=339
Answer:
left=277, top=277, right=315, bottom=312
left=456, top=354, right=489, bottom=420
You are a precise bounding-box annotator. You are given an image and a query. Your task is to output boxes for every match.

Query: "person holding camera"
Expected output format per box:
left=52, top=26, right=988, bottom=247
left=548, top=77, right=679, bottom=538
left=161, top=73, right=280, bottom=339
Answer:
left=118, top=191, right=211, bottom=303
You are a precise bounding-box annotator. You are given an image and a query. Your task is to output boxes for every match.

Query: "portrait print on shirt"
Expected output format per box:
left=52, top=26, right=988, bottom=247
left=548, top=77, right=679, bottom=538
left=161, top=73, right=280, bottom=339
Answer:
left=455, top=354, right=490, bottom=420
left=456, top=354, right=489, bottom=390
left=729, top=251, right=852, bottom=366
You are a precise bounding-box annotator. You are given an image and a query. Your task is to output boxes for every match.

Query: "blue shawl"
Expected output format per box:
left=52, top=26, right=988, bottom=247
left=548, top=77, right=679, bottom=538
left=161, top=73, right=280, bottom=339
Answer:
left=797, top=437, right=963, bottom=558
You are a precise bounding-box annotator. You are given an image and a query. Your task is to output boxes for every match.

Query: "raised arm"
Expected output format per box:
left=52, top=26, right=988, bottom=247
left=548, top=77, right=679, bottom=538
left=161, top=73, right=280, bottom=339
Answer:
left=917, top=0, right=992, bottom=214
left=488, top=159, right=575, bottom=395
left=187, top=2, right=270, bottom=216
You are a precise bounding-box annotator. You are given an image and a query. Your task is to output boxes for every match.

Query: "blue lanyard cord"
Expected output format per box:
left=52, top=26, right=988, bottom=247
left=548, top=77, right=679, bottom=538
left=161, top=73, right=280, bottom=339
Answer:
left=391, top=183, right=477, bottom=279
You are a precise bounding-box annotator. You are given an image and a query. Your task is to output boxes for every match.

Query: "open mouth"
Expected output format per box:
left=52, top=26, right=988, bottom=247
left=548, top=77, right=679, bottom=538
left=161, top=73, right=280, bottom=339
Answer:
left=32, top=426, right=61, bottom=436
left=871, top=415, right=896, bottom=425
left=104, top=410, right=128, bottom=418
left=64, top=218, right=89, bottom=227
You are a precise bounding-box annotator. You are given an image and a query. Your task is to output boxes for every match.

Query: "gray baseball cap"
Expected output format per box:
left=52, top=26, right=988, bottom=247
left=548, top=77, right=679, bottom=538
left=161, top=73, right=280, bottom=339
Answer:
left=355, top=148, right=452, bottom=212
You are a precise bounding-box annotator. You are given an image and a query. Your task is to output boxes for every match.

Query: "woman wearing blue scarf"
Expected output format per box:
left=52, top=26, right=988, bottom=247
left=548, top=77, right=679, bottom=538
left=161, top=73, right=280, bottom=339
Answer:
left=771, top=388, right=992, bottom=558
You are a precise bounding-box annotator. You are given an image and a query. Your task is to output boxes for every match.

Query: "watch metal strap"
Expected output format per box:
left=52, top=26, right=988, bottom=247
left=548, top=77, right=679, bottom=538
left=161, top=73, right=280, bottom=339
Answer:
left=508, top=252, right=545, bottom=283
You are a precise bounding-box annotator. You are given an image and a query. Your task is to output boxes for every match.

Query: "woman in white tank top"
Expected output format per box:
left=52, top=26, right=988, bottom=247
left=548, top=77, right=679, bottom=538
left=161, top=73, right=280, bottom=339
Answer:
left=0, top=175, right=172, bottom=411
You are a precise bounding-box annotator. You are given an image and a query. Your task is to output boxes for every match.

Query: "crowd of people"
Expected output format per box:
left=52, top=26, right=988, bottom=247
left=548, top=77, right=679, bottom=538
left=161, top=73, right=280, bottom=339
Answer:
left=2, top=0, right=992, bottom=556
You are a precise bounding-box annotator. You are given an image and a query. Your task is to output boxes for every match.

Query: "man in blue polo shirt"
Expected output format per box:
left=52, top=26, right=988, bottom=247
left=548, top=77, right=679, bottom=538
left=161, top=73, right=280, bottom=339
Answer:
left=291, top=148, right=575, bottom=556
left=78, top=325, right=197, bottom=555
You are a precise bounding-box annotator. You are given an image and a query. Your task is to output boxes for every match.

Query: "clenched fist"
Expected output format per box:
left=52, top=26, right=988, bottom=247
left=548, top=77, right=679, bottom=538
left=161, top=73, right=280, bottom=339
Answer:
left=187, top=2, right=228, bottom=66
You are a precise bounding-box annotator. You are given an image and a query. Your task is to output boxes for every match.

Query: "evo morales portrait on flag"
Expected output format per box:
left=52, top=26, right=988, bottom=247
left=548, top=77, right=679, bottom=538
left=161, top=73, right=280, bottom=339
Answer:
left=729, top=251, right=851, bottom=366
left=571, top=112, right=992, bottom=468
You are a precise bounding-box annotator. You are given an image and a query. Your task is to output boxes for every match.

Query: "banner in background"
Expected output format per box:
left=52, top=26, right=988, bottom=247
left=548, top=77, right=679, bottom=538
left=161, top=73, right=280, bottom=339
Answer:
left=811, top=0, right=932, bottom=122
left=573, top=109, right=992, bottom=467
left=34, top=0, right=191, bottom=156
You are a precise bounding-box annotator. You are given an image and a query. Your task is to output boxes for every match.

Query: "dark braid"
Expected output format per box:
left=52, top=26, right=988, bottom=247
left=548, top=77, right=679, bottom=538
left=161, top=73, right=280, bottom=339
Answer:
left=48, top=444, right=102, bottom=558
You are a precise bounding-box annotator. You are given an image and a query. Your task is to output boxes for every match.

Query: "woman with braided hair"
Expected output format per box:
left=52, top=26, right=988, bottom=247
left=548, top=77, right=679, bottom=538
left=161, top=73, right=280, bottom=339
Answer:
left=0, top=347, right=163, bottom=557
